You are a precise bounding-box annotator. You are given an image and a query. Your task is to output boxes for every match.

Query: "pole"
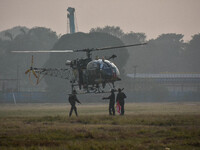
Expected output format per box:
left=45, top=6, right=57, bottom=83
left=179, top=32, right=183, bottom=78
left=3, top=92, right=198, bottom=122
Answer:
left=133, top=65, right=137, bottom=79
left=12, top=92, right=16, bottom=105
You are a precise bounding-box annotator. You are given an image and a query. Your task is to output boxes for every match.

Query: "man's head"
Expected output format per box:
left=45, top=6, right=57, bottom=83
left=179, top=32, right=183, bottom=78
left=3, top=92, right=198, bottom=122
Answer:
left=72, top=90, right=77, bottom=95
left=111, top=89, right=115, bottom=93
left=118, top=88, right=121, bottom=93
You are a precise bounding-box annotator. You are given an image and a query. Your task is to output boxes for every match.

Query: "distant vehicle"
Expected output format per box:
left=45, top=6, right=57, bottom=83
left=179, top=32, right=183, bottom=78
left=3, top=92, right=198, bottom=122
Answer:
left=12, top=43, right=146, bottom=94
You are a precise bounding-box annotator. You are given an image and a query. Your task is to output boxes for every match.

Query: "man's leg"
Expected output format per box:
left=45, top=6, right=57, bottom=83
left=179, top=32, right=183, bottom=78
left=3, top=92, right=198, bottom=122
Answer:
left=74, top=106, right=78, bottom=116
left=110, top=102, right=115, bottom=115
left=120, top=103, right=124, bottom=115
left=112, top=104, right=115, bottom=115
left=109, top=104, right=112, bottom=115
left=69, top=106, right=74, bottom=117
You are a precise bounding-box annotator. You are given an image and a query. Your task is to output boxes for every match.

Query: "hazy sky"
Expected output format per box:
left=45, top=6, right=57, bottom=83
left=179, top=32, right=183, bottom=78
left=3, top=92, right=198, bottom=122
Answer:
left=0, top=0, right=200, bottom=41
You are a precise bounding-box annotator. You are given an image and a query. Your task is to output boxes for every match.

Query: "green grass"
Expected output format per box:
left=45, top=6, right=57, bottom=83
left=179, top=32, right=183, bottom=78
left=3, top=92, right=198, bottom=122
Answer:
left=0, top=103, right=200, bottom=150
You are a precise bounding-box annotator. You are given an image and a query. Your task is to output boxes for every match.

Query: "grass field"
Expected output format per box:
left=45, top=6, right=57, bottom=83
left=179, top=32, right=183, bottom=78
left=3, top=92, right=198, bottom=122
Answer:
left=0, top=103, right=200, bottom=150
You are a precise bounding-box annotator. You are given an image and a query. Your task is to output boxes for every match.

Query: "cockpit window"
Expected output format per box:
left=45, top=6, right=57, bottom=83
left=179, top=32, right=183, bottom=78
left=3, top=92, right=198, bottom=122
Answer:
left=101, top=62, right=110, bottom=69
left=87, top=59, right=120, bottom=76
left=104, top=60, right=120, bottom=76
left=87, top=60, right=99, bottom=70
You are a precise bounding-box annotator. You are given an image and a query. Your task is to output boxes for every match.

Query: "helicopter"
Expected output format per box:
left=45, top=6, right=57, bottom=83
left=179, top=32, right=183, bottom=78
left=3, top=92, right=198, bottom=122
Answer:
left=12, top=43, right=146, bottom=94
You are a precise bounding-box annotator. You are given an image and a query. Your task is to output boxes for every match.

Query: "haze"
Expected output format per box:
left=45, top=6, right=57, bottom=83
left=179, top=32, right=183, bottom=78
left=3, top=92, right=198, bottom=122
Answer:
left=0, top=0, right=200, bottom=41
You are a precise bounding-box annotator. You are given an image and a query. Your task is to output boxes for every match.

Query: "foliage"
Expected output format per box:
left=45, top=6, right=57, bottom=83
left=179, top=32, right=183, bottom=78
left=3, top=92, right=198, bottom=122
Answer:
left=90, top=26, right=124, bottom=38
left=135, top=33, right=185, bottom=73
left=183, top=33, right=200, bottom=72
left=0, top=27, right=58, bottom=91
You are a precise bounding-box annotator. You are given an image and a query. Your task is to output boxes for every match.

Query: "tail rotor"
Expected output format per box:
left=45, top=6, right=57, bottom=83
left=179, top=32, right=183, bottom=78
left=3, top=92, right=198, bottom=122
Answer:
left=25, top=55, right=39, bottom=85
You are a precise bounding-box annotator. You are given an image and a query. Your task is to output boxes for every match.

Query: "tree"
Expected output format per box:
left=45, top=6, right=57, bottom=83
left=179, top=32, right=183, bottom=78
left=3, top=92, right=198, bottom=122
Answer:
left=184, top=33, right=200, bottom=72
left=121, top=32, right=146, bottom=44
left=131, top=33, right=185, bottom=73
left=4, top=32, right=13, bottom=41
left=7, top=27, right=58, bottom=51
left=121, top=32, right=147, bottom=74
left=0, top=27, right=58, bottom=92
left=90, top=26, right=124, bottom=38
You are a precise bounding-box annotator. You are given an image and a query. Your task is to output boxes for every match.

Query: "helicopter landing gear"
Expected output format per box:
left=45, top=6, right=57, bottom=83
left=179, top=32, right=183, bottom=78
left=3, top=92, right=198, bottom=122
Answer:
left=102, top=82, right=106, bottom=88
left=112, top=82, right=115, bottom=89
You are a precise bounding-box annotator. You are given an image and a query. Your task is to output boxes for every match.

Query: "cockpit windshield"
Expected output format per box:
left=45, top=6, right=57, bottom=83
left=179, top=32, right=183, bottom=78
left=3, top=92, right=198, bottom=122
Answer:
left=87, top=60, right=100, bottom=70
left=87, top=59, right=120, bottom=76
left=104, top=60, right=120, bottom=76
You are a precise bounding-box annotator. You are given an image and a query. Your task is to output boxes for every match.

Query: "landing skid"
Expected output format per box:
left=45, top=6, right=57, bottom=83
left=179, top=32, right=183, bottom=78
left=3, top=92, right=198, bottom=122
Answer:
left=72, top=85, right=118, bottom=95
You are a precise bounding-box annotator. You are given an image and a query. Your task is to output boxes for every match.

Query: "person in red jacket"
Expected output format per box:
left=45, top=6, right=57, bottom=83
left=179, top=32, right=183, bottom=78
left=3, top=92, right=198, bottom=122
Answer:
left=116, top=88, right=126, bottom=115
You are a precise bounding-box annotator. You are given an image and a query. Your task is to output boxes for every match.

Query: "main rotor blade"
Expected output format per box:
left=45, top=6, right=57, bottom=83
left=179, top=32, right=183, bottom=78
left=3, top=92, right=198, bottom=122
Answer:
left=94, top=43, right=147, bottom=51
left=12, top=50, right=74, bottom=53
left=11, top=43, right=147, bottom=53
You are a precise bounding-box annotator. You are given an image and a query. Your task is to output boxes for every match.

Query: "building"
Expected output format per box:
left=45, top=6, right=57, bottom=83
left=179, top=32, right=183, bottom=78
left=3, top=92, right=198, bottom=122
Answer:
left=127, top=73, right=200, bottom=101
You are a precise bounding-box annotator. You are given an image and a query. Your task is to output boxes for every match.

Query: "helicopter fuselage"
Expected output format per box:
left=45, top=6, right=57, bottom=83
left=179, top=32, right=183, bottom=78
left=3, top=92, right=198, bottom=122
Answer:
left=69, top=58, right=121, bottom=90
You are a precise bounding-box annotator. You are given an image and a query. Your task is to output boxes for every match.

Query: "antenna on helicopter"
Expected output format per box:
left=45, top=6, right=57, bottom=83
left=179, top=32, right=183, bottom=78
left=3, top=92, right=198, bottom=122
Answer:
left=108, top=54, right=117, bottom=60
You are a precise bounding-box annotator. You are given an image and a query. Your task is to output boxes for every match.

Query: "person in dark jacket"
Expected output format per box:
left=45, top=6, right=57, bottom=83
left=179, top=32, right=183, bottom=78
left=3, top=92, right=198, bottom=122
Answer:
left=102, top=89, right=115, bottom=115
left=68, top=90, right=81, bottom=117
left=116, top=88, right=126, bottom=115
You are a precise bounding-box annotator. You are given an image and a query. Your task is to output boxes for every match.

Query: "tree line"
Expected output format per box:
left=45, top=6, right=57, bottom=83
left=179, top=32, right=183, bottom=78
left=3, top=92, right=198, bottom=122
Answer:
left=0, top=25, right=199, bottom=94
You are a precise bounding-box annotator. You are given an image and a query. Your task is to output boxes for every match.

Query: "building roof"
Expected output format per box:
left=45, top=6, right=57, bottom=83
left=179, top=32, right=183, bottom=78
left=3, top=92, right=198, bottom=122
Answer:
left=127, top=73, right=200, bottom=78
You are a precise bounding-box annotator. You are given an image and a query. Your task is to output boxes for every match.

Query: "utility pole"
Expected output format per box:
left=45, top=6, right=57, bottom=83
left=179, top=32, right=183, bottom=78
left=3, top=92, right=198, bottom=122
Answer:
left=133, top=65, right=137, bottom=79
left=17, top=65, right=20, bottom=92
left=132, top=65, right=138, bottom=91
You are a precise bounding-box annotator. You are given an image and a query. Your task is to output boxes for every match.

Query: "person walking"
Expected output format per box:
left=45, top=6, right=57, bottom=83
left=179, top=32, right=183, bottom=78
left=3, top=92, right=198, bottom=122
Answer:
left=116, top=88, right=126, bottom=115
left=68, top=90, right=81, bottom=117
left=102, top=89, right=115, bottom=115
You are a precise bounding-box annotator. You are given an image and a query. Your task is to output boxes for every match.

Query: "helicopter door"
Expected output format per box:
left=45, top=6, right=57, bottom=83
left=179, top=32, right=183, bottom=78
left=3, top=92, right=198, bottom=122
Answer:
left=87, top=61, right=100, bottom=83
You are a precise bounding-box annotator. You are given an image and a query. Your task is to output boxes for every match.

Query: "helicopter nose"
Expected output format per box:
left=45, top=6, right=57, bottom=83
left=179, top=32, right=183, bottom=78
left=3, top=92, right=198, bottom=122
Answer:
left=112, top=68, right=120, bottom=80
